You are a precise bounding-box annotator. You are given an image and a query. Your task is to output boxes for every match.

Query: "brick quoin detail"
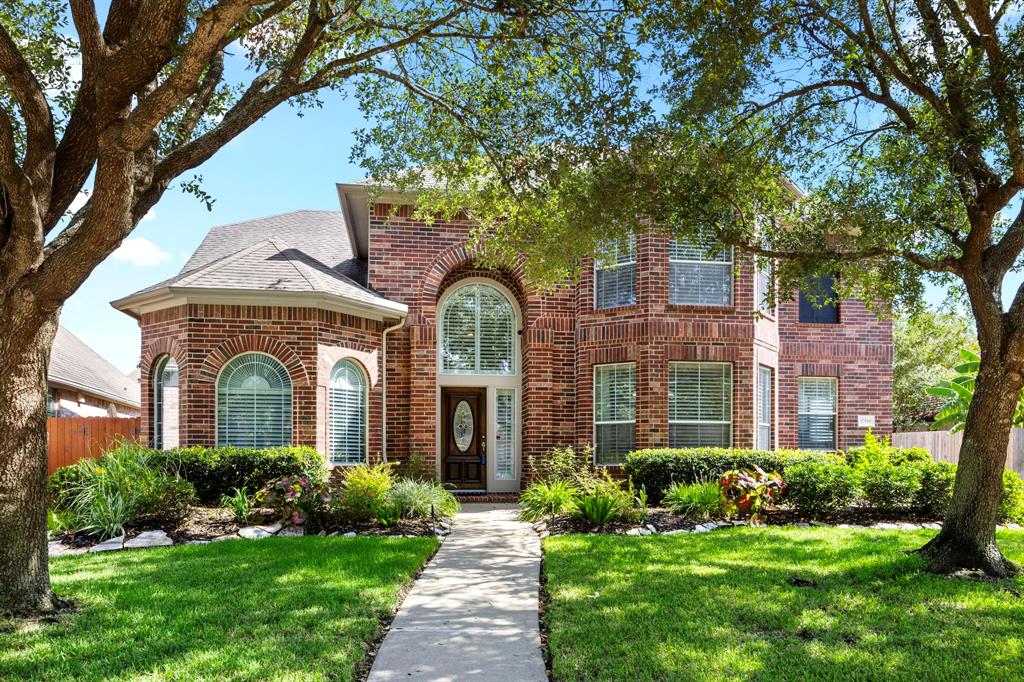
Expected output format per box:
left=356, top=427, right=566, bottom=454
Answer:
left=136, top=202, right=892, bottom=488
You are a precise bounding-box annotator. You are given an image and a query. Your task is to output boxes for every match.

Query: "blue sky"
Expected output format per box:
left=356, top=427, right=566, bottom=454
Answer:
left=63, top=89, right=368, bottom=373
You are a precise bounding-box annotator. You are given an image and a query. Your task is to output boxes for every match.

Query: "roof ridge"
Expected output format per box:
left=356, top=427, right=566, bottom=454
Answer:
left=266, top=236, right=321, bottom=292
left=205, top=209, right=341, bottom=233
left=177, top=238, right=283, bottom=285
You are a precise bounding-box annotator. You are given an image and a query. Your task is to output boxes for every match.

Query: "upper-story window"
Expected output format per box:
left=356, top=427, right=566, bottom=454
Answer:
left=594, top=237, right=636, bottom=309
left=799, top=274, right=839, bottom=323
left=669, top=234, right=733, bottom=306
left=440, top=283, right=516, bottom=375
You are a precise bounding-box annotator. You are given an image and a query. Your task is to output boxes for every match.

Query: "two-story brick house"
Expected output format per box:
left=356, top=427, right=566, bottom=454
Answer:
left=112, top=179, right=893, bottom=493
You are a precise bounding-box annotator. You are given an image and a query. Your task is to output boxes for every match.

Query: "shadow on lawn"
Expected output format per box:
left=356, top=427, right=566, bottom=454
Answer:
left=545, top=529, right=1024, bottom=681
left=0, top=537, right=436, bottom=681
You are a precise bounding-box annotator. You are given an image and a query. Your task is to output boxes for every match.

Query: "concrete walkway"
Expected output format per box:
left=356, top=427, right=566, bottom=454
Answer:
left=368, top=503, right=546, bottom=681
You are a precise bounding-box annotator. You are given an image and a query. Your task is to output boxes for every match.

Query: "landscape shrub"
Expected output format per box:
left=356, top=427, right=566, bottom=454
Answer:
left=858, top=461, right=922, bottom=509
left=49, top=441, right=196, bottom=539
left=574, top=491, right=618, bottom=528
left=220, top=487, right=255, bottom=524
left=386, top=479, right=460, bottom=519
left=662, top=481, right=723, bottom=520
left=625, top=448, right=837, bottom=504
left=258, top=476, right=332, bottom=526
left=914, top=462, right=957, bottom=516
left=719, top=468, right=785, bottom=524
left=393, top=453, right=435, bottom=482
left=1001, top=470, right=1024, bottom=523
left=518, top=480, right=579, bottom=522
left=844, top=430, right=931, bottom=468
left=784, top=460, right=861, bottom=517
left=338, top=462, right=395, bottom=522
left=526, top=444, right=599, bottom=488
left=155, top=446, right=326, bottom=504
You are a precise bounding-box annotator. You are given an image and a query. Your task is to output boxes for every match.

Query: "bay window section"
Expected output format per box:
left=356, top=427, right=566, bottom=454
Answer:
left=669, top=234, right=733, bottom=306
left=669, top=362, right=733, bottom=447
left=594, top=237, right=636, bottom=309
left=593, top=363, right=636, bottom=465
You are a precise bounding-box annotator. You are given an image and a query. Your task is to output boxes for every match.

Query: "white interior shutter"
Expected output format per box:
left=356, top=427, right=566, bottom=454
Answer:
left=669, top=362, right=732, bottom=447
left=594, top=237, right=637, bottom=309
left=758, top=366, right=772, bottom=450
left=216, top=353, right=292, bottom=447
left=669, top=234, right=733, bottom=306
left=441, top=284, right=515, bottom=375
left=495, top=389, right=515, bottom=480
left=593, top=363, right=636, bottom=465
left=329, top=360, right=367, bottom=465
left=798, top=377, right=837, bottom=450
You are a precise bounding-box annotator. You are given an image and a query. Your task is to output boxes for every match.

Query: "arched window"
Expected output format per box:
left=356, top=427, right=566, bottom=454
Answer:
left=216, top=353, right=292, bottom=447
left=153, top=356, right=179, bottom=450
left=329, top=359, right=367, bottom=465
left=440, top=283, right=515, bottom=375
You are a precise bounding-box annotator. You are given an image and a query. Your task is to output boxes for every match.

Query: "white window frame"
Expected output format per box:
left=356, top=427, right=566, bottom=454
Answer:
left=328, top=359, right=369, bottom=466
left=592, top=362, right=636, bottom=466
left=153, top=355, right=180, bottom=450
left=798, top=377, right=838, bottom=451
left=757, top=366, right=772, bottom=450
left=593, top=237, right=637, bottom=310
left=494, top=388, right=516, bottom=480
left=668, top=361, right=733, bottom=448
left=215, top=351, right=293, bottom=448
left=668, top=235, right=734, bottom=307
left=439, top=282, right=517, bottom=376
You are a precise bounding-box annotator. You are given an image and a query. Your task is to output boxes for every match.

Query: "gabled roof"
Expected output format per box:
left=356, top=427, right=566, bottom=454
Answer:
left=49, top=326, right=141, bottom=408
left=112, top=211, right=406, bottom=321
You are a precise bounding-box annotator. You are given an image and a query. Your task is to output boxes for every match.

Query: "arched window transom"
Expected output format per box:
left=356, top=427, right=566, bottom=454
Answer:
left=216, top=353, right=292, bottom=447
left=329, top=359, right=367, bottom=465
left=440, top=283, right=515, bottom=375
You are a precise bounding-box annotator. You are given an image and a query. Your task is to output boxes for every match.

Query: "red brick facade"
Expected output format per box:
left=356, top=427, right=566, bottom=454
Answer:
left=134, top=201, right=892, bottom=490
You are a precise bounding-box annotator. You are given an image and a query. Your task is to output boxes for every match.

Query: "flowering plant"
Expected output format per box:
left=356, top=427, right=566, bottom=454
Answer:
left=719, top=467, right=786, bottom=525
left=257, top=475, right=332, bottom=526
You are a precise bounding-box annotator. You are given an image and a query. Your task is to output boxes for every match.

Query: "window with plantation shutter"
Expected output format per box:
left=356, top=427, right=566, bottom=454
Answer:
left=329, top=359, right=367, bottom=465
left=593, top=363, right=636, bottom=465
left=440, top=283, right=515, bottom=375
left=799, top=377, right=837, bottom=450
left=153, top=356, right=180, bottom=450
left=669, top=362, right=732, bottom=447
left=758, top=366, right=772, bottom=450
left=594, top=237, right=636, bottom=309
left=669, top=234, right=732, bottom=306
left=495, top=389, right=515, bottom=480
left=216, top=353, right=292, bottom=447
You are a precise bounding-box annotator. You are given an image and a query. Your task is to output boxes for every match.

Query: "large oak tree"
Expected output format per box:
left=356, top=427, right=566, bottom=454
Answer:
left=0, top=0, right=637, bottom=615
left=393, top=0, right=1024, bottom=576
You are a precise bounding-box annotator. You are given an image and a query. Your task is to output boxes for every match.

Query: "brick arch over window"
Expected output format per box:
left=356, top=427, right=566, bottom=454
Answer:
left=197, top=335, right=310, bottom=387
left=141, top=338, right=183, bottom=377
left=419, top=244, right=529, bottom=322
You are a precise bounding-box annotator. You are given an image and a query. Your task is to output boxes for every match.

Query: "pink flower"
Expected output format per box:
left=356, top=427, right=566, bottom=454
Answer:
left=292, top=511, right=304, bottom=525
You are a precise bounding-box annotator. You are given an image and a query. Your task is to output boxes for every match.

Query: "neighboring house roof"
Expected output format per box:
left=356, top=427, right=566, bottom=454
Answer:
left=112, top=213, right=407, bottom=321
left=48, top=326, right=141, bottom=408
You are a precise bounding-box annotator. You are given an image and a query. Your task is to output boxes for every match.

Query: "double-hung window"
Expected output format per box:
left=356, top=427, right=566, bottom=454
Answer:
left=594, top=237, right=636, bottom=309
left=593, top=363, right=636, bottom=465
left=757, top=366, right=772, bottom=450
left=799, top=274, right=839, bottom=323
left=798, top=377, right=837, bottom=450
left=669, top=234, right=733, bottom=306
left=669, top=362, right=732, bottom=447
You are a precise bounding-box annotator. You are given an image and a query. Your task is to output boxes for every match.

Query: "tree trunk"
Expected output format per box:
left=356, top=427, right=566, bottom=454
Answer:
left=0, top=313, right=60, bottom=615
left=917, top=355, right=1022, bottom=578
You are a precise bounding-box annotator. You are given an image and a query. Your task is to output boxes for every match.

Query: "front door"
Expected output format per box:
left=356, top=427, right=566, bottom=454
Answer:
left=441, top=387, right=486, bottom=489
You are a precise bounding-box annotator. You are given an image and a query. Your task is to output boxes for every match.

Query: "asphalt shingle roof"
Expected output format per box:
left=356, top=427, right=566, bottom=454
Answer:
left=49, top=326, right=141, bottom=407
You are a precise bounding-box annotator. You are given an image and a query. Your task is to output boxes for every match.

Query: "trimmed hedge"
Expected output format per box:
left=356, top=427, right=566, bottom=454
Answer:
left=624, top=448, right=842, bottom=504
left=153, top=446, right=326, bottom=504
left=784, top=460, right=861, bottom=517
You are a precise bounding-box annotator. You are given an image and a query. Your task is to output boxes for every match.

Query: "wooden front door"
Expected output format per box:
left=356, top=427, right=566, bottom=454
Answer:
left=441, top=387, right=486, bottom=489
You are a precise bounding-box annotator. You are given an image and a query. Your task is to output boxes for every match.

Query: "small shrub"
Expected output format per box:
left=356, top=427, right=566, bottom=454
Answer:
left=859, top=461, right=922, bottom=509
left=527, top=444, right=600, bottom=489
left=220, top=487, right=255, bottom=524
left=845, top=430, right=931, bottom=468
left=373, top=500, right=402, bottom=527
left=136, top=475, right=196, bottom=526
left=386, top=479, right=460, bottom=519
left=339, top=462, right=395, bottom=522
left=47, top=509, right=76, bottom=536
left=258, top=476, right=332, bottom=526
left=575, top=492, right=618, bottom=528
left=914, top=462, right=956, bottom=516
left=393, top=453, right=435, bottom=482
left=519, top=480, right=578, bottom=522
left=784, top=460, right=861, bottom=517
left=625, top=448, right=838, bottom=504
left=663, top=481, right=724, bottom=520
left=720, top=468, right=785, bottom=524
left=1001, top=470, right=1024, bottom=523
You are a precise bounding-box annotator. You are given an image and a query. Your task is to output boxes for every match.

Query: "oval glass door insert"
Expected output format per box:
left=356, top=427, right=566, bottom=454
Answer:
left=453, top=400, right=474, bottom=452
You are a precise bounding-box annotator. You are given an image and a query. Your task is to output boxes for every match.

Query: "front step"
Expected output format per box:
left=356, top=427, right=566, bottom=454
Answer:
left=452, top=491, right=520, bottom=504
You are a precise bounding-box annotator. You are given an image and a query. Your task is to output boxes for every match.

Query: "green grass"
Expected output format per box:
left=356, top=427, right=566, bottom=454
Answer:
left=544, top=528, right=1024, bottom=681
left=0, top=536, right=437, bottom=681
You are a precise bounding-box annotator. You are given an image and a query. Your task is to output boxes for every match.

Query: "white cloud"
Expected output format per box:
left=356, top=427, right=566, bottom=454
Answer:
left=68, top=189, right=89, bottom=213
left=111, top=238, right=172, bottom=267
left=142, top=208, right=157, bottom=222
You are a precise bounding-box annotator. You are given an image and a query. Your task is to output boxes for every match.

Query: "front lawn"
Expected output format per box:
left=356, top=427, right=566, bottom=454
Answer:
left=0, top=536, right=437, bottom=681
left=544, top=528, right=1024, bottom=681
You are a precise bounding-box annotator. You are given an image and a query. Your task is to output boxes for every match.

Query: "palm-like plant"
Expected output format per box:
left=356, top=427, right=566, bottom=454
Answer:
left=926, top=349, right=1024, bottom=433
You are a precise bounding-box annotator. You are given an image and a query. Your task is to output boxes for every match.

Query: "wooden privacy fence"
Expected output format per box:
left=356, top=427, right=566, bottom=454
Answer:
left=892, top=429, right=1024, bottom=477
left=47, top=417, right=141, bottom=474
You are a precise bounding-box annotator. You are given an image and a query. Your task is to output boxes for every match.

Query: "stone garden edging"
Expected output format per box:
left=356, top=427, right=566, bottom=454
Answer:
left=48, top=519, right=453, bottom=557
left=531, top=519, right=1024, bottom=538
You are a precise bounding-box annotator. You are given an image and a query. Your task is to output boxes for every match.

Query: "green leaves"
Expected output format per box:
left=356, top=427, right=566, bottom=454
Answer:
left=926, top=348, right=1024, bottom=433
